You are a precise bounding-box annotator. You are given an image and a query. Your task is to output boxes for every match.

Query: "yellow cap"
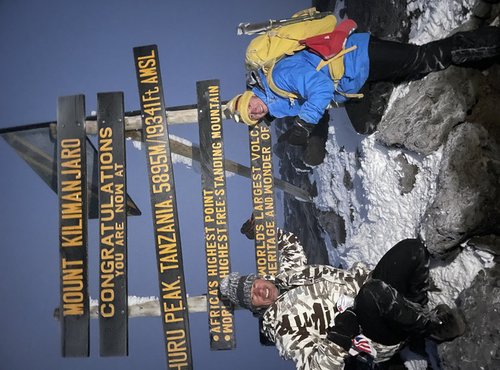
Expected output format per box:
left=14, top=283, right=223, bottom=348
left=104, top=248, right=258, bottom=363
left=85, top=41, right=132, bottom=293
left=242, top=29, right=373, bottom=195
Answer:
left=226, top=91, right=258, bottom=126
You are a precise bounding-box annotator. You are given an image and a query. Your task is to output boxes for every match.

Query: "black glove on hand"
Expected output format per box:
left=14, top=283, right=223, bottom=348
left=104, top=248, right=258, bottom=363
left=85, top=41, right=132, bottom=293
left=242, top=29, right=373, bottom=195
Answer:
left=278, top=117, right=315, bottom=146
left=327, top=309, right=360, bottom=351
left=240, top=213, right=255, bottom=240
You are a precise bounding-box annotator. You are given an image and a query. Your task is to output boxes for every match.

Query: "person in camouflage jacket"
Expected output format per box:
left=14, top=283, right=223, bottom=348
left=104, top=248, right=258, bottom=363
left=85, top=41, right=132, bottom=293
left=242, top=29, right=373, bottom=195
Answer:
left=259, top=230, right=401, bottom=369
left=219, top=219, right=465, bottom=370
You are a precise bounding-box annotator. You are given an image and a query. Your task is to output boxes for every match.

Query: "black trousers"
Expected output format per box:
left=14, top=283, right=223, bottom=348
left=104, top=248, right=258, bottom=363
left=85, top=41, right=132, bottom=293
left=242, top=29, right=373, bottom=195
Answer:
left=367, top=27, right=500, bottom=84
left=367, top=36, right=451, bottom=83
left=354, top=238, right=432, bottom=345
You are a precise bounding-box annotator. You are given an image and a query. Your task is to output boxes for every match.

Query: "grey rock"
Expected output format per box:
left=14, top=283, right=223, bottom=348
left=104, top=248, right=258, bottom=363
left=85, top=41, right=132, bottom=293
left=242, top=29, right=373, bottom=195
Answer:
left=376, top=67, right=481, bottom=155
left=395, top=153, right=419, bottom=195
left=472, top=0, right=492, bottom=20
left=420, top=123, right=500, bottom=256
left=466, top=235, right=500, bottom=256
left=438, top=266, right=500, bottom=370
left=317, top=210, right=346, bottom=247
left=345, top=0, right=410, bottom=39
left=343, top=167, right=353, bottom=191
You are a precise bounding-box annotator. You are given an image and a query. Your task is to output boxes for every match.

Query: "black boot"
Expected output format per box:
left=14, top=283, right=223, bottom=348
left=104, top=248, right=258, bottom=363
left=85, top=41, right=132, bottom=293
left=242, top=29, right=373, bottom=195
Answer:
left=449, top=26, right=500, bottom=66
left=302, top=111, right=329, bottom=166
left=428, top=304, right=466, bottom=342
left=355, top=279, right=437, bottom=345
left=368, top=26, right=500, bottom=83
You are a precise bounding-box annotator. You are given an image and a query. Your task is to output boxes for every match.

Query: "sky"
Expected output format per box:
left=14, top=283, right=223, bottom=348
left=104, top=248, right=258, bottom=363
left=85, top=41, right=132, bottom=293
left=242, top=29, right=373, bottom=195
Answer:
left=0, top=1, right=311, bottom=369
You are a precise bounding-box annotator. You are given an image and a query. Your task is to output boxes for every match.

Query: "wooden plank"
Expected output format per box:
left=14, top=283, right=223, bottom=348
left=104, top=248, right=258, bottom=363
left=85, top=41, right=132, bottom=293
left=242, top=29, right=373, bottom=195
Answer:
left=97, top=92, right=128, bottom=356
left=133, top=44, right=192, bottom=370
left=55, top=295, right=219, bottom=321
left=84, top=104, right=233, bottom=133
left=197, top=80, right=235, bottom=350
left=57, top=94, right=89, bottom=357
left=167, top=138, right=312, bottom=202
left=86, top=296, right=231, bottom=318
left=249, top=124, right=278, bottom=277
left=248, top=124, right=279, bottom=346
left=116, top=296, right=208, bottom=317
left=93, top=296, right=210, bottom=317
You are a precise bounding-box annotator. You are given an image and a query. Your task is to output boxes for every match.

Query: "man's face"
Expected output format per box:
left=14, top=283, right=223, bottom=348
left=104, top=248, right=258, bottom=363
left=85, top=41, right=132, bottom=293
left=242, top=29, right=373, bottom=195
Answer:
left=247, top=96, right=269, bottom=121
left=251, top=278, right=278, bottom=308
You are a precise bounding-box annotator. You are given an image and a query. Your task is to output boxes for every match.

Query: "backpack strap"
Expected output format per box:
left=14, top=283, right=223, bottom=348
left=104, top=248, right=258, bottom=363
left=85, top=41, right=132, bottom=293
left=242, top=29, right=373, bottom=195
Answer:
left=266, top=61, right=299, bottom=104
left=316, top=45, right=364, bottom=99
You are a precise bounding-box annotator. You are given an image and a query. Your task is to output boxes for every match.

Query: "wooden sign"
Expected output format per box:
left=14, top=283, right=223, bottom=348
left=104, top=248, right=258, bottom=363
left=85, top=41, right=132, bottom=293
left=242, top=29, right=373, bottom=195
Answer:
left=249, top=124, right=278, bottom=277
left=57, top=94, right=89, bottom=357
left=197, top=80, right=235, bottom=350
left=97, top=92, right=128, bottom=356
left=133, top=45, right=192, bottom=369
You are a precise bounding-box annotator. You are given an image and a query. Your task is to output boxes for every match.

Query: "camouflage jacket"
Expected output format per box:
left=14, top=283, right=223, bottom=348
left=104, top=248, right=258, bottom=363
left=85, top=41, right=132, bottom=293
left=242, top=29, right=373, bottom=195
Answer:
left=260, top=230, right=400, bottom=370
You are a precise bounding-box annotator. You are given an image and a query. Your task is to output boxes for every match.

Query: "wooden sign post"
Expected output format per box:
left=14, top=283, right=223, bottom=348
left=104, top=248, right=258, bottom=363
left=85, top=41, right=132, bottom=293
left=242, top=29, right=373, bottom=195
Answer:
left=57, top=94, right=90, bottom=357
left=249, top=124, right=278, bottom=277
left=133, top=45, right=193, bottom=369
left=197, top=79, right=236, bottom=350
left=249, top=123, right=278, bottom=346
left=97, top=92, right=129, bottom=356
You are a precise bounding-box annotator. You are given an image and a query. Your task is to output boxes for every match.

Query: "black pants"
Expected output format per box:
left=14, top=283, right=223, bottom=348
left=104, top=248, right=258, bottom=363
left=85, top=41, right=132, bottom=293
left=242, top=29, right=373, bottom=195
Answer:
left=354, top=239, right=432, bottom=345
left=367, top=27, right=500, bottom=84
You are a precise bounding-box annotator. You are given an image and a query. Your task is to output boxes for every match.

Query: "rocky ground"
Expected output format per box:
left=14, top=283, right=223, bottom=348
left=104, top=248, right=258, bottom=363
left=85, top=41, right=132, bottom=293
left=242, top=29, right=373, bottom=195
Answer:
left=275, top=0, right=500, bottom=368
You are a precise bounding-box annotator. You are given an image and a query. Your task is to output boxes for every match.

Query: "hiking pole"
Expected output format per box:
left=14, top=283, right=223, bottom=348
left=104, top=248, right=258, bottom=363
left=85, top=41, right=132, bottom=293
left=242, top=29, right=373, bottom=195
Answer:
left=237, top=11, right=332, bottom=36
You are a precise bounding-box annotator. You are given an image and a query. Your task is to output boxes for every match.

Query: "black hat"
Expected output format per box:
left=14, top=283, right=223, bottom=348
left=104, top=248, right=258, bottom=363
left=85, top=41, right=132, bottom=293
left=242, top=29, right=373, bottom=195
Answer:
left=219, top=272, right=257, bottom=310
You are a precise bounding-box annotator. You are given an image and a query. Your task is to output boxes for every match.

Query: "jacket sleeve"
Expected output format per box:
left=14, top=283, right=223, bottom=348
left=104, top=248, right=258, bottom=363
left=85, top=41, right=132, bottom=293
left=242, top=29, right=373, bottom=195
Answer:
left=296, top=69, right=335, bottom=125
left=274, top=329, right=346, bottom=370
left=273, top=58, right=334, bottom=125
left=277, top=229, right=308, bottom=273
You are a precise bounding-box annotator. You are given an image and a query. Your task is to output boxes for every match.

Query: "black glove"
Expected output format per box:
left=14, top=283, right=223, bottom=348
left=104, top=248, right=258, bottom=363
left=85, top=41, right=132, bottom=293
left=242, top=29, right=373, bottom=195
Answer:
left=278, top=117, right=315, bottom=146
left=327, top=309, right=360, bottom=351
left=240, top=213, right=255, bottom=240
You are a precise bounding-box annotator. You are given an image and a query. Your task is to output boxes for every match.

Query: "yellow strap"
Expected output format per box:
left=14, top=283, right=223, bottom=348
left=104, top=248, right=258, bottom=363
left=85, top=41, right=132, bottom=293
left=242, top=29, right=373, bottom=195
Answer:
left=315, top=45, right=357, bottom=74
left=267, top=61, right=299, bottom=102
left=316, top=45, right=364, bottom=99
left=336, top=91, right=364, bottom=99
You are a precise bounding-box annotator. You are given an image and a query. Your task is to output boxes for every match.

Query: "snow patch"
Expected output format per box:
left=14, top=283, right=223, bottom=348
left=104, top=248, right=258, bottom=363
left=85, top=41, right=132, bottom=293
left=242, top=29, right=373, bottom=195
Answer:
left=428, top=247, right=487, bottom=307
left=314, top=121, right=442, bottom=269
left=407, top=0, right=475, bottom=43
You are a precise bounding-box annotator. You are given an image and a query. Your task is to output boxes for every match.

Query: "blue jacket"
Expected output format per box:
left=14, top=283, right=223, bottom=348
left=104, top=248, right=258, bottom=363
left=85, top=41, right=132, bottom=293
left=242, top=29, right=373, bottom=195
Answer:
left=252, top=33, right=371, bottom=125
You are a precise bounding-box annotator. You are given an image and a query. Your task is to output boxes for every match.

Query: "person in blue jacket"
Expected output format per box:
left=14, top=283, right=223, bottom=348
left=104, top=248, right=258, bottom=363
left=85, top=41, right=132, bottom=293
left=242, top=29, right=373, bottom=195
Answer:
left=226, top=26, right=500, bottom=162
